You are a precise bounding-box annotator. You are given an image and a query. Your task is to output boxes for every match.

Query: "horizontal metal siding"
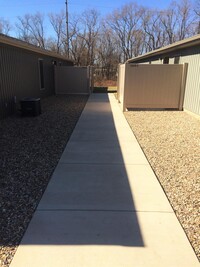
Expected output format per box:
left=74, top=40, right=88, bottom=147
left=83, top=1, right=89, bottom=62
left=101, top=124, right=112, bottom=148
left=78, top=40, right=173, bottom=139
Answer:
left=0, top=43, right=72, bottom=119
left=0, top=44, right=17, bottom=118
left=0, top=45, right=40, bottom=118
left=179, top=48, right=200, bottom=116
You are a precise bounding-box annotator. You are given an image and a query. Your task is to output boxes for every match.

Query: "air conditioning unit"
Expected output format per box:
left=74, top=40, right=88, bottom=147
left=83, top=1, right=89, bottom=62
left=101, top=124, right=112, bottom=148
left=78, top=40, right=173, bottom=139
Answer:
left=20, top=98, right=41, bottom=116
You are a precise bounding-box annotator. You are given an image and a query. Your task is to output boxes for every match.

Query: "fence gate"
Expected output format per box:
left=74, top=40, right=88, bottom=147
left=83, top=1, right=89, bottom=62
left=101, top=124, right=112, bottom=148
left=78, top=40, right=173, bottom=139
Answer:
left=54, top=66, right=93, bottom=95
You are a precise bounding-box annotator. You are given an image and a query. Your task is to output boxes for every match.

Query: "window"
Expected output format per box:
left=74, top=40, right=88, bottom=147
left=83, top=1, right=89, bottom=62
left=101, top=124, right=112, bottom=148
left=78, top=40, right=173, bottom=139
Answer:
left=38, top=59, right=45, bottom=90
left=174, top=56, right=180, bottom=64
left=163, top=57, right=169, bottom=64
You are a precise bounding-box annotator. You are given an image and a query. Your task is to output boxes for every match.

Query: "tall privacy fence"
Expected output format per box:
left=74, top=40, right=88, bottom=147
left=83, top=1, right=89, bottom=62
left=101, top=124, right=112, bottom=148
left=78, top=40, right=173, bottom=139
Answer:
left=54, top=66, right=93, bottom=95
left=117, top=63, right=188, bottom=112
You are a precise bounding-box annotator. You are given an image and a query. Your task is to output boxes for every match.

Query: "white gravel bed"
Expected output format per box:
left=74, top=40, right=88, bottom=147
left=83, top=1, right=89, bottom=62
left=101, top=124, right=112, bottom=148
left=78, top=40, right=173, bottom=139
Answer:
left=124, top=110, right=200, bottom=261
left=0, top=95, right=88, bottom=267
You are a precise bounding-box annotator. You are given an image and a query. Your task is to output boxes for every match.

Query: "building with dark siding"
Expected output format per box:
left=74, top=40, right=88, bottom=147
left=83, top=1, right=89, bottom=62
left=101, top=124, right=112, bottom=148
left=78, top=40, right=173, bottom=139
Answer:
left=0, top=34, right=73, bottom=119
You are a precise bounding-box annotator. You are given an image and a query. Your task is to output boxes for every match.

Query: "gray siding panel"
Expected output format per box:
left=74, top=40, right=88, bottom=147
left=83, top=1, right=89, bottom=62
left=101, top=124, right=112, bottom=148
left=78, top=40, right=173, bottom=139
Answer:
left=0, top=45, right=40, bottom=118
left=179, top=48, right=200, bottom=116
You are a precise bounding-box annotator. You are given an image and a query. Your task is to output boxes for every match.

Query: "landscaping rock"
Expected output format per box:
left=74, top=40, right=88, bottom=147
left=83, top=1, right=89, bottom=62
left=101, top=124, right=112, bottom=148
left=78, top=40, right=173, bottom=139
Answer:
left=0, top=95, right=88, bottom=267
left=124, top=110, right=200, bottom=261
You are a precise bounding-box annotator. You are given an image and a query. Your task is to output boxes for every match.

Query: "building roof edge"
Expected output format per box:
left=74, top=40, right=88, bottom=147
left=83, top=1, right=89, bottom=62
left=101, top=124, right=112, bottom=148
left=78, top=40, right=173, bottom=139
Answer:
left=127, top=34, right=200, bottom=63
left=0, top=34, right=73, bottom=63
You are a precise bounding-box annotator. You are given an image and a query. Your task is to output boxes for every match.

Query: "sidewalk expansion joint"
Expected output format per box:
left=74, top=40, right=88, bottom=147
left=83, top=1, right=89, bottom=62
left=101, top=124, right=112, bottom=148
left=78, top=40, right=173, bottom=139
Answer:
left=58, top=162, right=149, bottom=166
left=36, top=208, right=173, bottom=213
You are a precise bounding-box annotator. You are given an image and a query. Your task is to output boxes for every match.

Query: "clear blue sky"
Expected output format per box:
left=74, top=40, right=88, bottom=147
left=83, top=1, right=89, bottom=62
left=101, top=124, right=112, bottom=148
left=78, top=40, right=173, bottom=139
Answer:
left=0, top=0, right=172, bottom=37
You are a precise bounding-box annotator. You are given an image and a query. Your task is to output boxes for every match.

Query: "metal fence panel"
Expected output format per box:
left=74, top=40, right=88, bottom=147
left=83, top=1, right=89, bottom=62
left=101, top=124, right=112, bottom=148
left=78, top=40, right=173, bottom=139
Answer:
left=55, top=66, right=91, bottom=95
left=118, top=64, right=187, bottom=111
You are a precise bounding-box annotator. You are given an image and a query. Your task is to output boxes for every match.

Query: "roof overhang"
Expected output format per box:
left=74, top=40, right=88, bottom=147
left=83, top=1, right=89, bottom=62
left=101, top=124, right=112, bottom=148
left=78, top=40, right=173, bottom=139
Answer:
left=0, top=34, right=74, bottom=63
left=127, top=34, right=200, bottom=63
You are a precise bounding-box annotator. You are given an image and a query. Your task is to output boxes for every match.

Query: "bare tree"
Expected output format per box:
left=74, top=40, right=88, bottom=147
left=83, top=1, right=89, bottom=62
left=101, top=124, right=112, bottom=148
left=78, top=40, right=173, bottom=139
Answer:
left=160, top=1, right=179, bottom=44
left=16, top=15, right=33, bottom=43
left=160, top=0, right=194, bottom=44
left=96, top=24, right=119, bottom=80
left=194, top=0, right=200, bottom=16
left=16, top=13, right=46, bottom=48
left=106, top=2, right=144, bottom=62
left=79, top=9, right=100, bottom=66
left=176, top=0, right=194, bottom=40
left=48, top=11, right=65, bottom=53
left=142, top=9, right=166, bottom=51
left=68, top=14, right=87, bottom=64
left=193, top=0, right=200, bottom=33
left=0, top=17, right=11, bottom=35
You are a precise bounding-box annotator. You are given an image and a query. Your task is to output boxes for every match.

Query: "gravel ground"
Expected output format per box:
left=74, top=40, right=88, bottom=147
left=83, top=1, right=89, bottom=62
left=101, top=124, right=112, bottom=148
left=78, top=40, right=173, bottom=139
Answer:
left=124, top=110, right=200, bottom=261
left=0, top=94, right=88, bottom=267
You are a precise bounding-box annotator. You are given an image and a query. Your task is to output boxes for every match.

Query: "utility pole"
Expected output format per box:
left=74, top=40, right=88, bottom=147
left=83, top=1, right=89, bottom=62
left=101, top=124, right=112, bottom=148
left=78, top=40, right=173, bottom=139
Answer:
left=65, top=0, right=69, bottom=58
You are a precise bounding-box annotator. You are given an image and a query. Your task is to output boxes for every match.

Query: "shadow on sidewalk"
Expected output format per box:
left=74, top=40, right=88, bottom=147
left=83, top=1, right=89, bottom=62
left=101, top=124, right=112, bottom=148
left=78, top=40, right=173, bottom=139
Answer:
left=13, top=93, right=145, bottom=248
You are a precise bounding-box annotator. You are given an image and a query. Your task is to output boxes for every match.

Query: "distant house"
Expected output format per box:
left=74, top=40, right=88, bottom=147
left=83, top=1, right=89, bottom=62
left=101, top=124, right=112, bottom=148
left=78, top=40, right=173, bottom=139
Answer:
left=126, top=34, right=200, bottom=117
left=0, top=34, right=73, bottom=119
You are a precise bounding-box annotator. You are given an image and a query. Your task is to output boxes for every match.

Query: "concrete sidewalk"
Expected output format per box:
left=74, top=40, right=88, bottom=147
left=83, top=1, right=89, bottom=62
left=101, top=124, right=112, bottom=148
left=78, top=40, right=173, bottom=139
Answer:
left=10, top=93, right=199, bottom=267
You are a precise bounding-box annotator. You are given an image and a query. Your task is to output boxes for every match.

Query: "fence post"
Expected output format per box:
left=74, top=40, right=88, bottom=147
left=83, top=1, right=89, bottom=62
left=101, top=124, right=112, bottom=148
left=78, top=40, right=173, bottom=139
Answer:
left=90, top=66, right=94, bottom=93
left=87, top=66, right=90, bottom=94
left=179, top=63, right=188, bottom=111
left=117, top=64, right=120, bottom=102
left=122, top=63, right=129, bottom=112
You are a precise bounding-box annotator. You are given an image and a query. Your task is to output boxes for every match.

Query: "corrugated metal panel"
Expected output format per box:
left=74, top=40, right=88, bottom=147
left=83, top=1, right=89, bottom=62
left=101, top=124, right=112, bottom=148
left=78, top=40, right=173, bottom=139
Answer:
left=180, top=47, right=200, bottom=116
left=0, top=43, right=72, bottom=119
